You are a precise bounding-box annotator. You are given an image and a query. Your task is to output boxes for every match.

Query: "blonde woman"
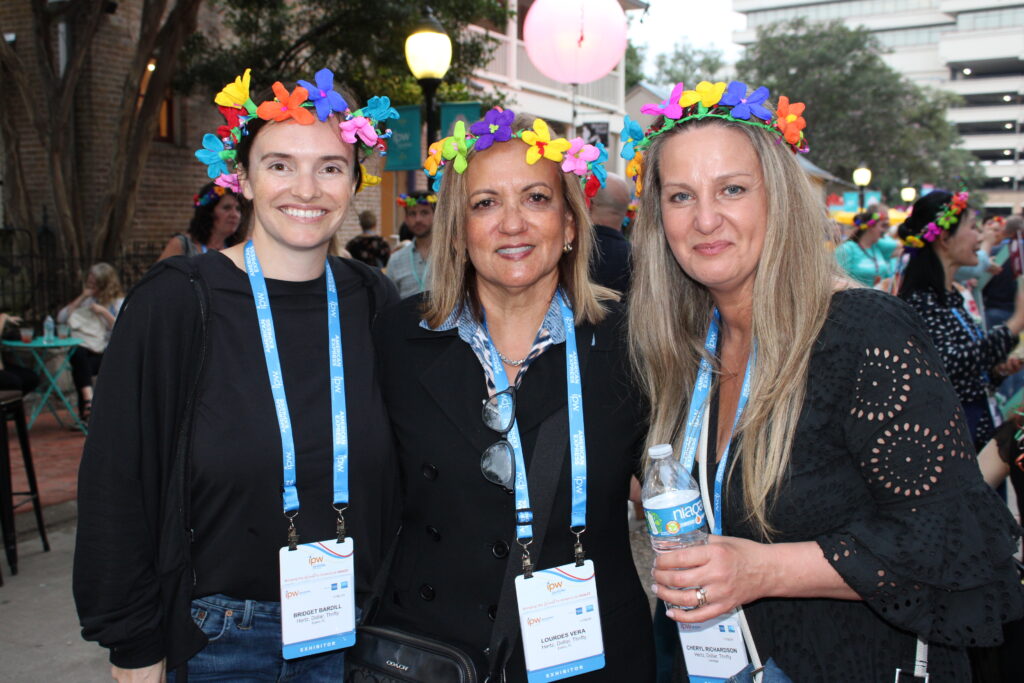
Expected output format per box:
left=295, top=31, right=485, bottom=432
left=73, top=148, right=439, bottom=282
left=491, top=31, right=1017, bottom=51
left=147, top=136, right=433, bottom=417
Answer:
left=57, top=262, right=125, bottom=420
left=371, top=113, right=655, bottom=680
left=626, top=82, right=1022, bottom=680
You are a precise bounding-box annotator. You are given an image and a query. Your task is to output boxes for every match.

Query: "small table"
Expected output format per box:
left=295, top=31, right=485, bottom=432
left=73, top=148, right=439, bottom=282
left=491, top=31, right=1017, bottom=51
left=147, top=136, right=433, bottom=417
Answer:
left=1, top=337, right=87, bottom=433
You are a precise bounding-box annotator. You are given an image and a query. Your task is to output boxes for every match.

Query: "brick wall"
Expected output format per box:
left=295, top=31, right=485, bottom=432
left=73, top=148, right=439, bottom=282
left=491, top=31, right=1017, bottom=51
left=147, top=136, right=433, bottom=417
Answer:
left=1, top=0, right=387, bottom=254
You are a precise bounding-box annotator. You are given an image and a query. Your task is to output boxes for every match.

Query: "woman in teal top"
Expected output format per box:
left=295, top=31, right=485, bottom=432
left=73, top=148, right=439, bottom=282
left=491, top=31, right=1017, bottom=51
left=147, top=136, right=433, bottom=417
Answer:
left=836, top=210, right=896, bottom=286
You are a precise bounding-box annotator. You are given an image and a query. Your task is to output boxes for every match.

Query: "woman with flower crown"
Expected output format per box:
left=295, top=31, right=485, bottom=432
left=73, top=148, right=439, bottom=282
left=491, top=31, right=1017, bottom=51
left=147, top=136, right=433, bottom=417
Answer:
left=369, top=111, right=655, bottom=681
left=626, top=80, right=1022, bottom=680
left=897, top=191, right=1024, bottom=449
left=73, top=68, right=401, bottom=681
left=156, top=181, right=245, bottom=261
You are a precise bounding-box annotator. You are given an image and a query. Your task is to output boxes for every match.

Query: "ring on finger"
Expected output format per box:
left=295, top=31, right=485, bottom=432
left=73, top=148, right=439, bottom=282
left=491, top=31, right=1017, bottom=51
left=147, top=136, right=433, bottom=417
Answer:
left=694, top=586, right=708, bottom=609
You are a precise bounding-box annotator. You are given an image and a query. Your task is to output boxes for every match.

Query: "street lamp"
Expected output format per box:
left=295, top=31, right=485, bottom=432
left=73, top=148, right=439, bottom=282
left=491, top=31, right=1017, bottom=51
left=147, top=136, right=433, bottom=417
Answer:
left=852, top=164, right=872, bottom=211
left=405, top=11, right=452, bottom=148
left=900, top=186, right=917, bottom=205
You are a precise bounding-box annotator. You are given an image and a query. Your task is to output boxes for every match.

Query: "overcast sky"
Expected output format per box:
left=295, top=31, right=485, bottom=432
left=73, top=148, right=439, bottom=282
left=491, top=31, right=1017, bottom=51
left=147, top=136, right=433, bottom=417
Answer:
left=628, top=1, right=747, bottom=77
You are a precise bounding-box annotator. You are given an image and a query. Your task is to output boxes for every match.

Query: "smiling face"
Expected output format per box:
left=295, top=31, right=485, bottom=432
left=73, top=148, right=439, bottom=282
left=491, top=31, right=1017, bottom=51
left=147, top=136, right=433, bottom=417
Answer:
left=658, top=125, right=769, bottom=301
left=239, top=119, right=356, bottom=253
left=464, top=142, right=575, bottom=299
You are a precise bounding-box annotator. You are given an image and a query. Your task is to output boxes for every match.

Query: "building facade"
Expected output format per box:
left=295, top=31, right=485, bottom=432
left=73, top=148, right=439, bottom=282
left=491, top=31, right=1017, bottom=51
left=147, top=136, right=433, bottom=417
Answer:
left=733, top=0, right=1024, bottom=214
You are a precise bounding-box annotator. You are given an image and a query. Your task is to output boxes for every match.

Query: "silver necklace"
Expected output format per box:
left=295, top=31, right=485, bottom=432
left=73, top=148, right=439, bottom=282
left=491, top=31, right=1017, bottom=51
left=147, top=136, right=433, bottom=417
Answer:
left=495, top=348, right=528, bottom=366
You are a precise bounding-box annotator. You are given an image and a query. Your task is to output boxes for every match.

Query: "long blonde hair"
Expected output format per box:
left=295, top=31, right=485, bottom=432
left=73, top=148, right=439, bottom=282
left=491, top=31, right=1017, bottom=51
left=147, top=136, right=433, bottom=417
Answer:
left=423, top=114, right=617, bottom=327
left=627, top=117, right=836, bottom=538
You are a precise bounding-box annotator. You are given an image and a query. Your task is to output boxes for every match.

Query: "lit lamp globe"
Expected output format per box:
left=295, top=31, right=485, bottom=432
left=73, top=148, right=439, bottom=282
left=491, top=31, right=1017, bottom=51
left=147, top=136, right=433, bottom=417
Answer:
left=405, top=15, right=452, bottom=145
left=900, top=186, right=917, bottom=204
left=523, top=0, right=627, bottom=85
left=852, top=166, right=872, bottom=188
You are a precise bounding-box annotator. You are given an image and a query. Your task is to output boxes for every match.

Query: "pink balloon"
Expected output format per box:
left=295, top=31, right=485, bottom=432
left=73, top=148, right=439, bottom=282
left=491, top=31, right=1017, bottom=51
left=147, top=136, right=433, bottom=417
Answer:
left=523, top=0, right=628, bottom=85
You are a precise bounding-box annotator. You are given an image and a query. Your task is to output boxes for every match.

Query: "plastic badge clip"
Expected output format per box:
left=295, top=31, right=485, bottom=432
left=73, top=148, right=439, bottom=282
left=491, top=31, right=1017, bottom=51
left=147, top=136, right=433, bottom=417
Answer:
left=572, top=527, right=586, bottom=567
left=334, top=505, right=348, bottom=543
left=519, top=539, right=534, bottom=579
left=286, top=511, right=300, bottom=551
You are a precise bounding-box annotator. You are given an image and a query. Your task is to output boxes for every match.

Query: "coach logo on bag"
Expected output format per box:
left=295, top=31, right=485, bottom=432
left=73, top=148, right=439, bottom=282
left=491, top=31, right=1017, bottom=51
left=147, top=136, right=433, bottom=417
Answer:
left=385, top=659, right=410, bottom=672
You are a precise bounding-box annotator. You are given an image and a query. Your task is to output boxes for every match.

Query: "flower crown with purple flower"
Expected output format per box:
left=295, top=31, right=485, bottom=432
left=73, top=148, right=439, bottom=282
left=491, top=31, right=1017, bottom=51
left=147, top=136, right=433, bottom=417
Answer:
left=194, top=68, right=397, bottom=194
left=194, top=184, right=232, bottom=208
left=621, top=80, right=809, bottom=195
left=854, top=212, right=882, bottom=231
left=397, top=193, right=437, bottom=208
left=900, top=191, right=970, bottom=249
left=423, top=107, right=609, bottom=202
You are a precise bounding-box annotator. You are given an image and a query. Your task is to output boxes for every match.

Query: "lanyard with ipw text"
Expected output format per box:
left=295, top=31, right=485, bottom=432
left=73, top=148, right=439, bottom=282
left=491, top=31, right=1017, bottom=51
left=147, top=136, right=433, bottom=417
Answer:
left=484, top=291, right=588, bottom=574
left=244, top=241, right=350, bottom=547
left=678, top=310, right=754, bottom=535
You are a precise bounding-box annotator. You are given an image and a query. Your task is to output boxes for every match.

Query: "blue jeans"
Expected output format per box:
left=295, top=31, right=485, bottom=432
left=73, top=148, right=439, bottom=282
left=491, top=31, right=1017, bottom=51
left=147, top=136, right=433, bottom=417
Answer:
left=168, top=594, right=353, bottom=681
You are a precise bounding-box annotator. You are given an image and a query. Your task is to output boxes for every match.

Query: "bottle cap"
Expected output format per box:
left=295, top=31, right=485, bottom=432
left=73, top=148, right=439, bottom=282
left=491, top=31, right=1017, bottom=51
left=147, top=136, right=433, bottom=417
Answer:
left=647, top=444, right=673, bottom=460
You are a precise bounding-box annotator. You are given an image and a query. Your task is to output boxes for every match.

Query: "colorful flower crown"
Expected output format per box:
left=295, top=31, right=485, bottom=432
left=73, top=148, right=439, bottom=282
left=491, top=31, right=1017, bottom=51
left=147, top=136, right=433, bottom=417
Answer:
left=854, top=212, right=882, bottom=231
left=423, top=107, right=609, bottom=201
left=193, top=184, right=232, bottom=208
left=194, top=68, right=397, bottom=194
left=900, top=191, right=969, bottom=249
left=396, top=193, right=438, bottom=208
left=621, top=80, right=808, bottom=195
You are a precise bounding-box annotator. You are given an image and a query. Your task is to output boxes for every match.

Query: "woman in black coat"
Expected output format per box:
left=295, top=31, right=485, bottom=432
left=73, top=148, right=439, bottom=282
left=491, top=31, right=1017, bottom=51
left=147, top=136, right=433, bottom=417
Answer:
left=371, top=112, right=656, bottom=682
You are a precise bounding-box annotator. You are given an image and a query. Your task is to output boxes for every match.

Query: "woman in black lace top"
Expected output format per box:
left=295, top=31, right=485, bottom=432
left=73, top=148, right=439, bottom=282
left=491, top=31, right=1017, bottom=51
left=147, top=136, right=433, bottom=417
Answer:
left=626, top=86, right=1023, bottom=681
left=897, top=190, right=1024, bottom=447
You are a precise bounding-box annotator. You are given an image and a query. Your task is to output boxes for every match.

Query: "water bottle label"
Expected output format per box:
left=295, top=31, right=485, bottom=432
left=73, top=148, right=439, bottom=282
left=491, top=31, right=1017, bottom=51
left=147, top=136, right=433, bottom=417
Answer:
left=644, top=496, right=705, bottom=537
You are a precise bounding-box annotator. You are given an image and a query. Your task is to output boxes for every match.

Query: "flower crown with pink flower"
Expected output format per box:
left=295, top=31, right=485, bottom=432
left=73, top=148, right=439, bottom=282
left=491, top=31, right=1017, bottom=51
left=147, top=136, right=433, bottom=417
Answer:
left=194, top=68, right=397, bottom=194
left=621, top=80, right=809, bottom=195
left=423, top=107, right=609, bottom=202
left=900, top=191, right=970, bottom=250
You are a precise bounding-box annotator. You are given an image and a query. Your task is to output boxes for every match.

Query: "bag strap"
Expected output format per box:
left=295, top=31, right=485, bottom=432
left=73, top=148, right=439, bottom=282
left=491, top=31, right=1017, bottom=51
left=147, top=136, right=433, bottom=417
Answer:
left=486, top=405, right=570, bottom=681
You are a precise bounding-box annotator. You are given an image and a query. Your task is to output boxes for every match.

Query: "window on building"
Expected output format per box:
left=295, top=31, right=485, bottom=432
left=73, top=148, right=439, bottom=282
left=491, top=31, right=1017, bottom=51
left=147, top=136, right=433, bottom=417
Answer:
left=137, top=58, right=175, bottom=142
left=958, top=6, right=1024, bottom=31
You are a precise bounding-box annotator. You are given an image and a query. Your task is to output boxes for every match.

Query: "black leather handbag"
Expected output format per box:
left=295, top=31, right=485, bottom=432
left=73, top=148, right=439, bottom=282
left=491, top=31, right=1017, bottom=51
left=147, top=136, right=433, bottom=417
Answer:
left=345, top=408, right=570, bottom=683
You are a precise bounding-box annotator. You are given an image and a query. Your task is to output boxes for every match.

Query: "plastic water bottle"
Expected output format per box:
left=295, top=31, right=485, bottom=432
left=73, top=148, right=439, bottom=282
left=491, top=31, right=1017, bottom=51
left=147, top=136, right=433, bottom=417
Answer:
left=43, top=315, right=55, bottom=341
left=642, top=443, right=708, bottom=553
left=643, top=444, right=708, bottom=610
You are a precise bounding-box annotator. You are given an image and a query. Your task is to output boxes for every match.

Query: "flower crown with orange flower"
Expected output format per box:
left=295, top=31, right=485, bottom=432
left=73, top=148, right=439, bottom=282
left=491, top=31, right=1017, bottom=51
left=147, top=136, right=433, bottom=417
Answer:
left=423, top=107, right=609, bottom=203
left=900, top=191, right=970, bottom=250
left=194, top=68, right=396, bottom=194
left=620, top=80, right=809, bottom=195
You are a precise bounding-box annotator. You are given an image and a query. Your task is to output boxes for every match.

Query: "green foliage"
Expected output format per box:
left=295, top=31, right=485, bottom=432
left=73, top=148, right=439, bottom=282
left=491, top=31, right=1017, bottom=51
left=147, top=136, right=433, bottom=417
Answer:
left=736, top=18, right=982, bottom=200
left=625, top=39, right=646, bottom=90
left=653, top=41, right=724, bottom=87
left=176, top=0, right=511, bottom=108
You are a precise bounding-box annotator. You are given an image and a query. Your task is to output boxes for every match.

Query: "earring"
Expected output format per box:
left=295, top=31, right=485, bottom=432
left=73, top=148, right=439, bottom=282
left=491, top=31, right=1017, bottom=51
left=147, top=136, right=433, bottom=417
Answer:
left=563, top=242, right=573, bottom=254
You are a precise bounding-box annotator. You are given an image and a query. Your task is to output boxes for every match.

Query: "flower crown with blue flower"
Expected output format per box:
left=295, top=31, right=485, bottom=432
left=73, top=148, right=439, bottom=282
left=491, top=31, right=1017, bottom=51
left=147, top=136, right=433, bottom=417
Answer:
left=423, top=107, right=609, bottom=202
left=194, top=68, right=397, bottom=194
left=620, top=80, right=809, bottom=195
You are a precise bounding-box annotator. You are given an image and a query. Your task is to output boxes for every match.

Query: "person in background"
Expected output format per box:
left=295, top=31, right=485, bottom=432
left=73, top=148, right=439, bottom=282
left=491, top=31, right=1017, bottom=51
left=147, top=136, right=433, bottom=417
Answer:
left=0, top=312, right=40, bottom=394
left=57, top=263, right=124, bottom=422
left=346, top=209, right=391, bottom=268
left=834, top=210, right=896, bottom=286
left=387, top=191, right=435, bottom=298
left=898, top=193, right=1024, bottom=448
left=588, top=172, right=632, bottom=294
left=983, top=215, right=1024, bottom=401
left=157, top=182, right=244, bottom=261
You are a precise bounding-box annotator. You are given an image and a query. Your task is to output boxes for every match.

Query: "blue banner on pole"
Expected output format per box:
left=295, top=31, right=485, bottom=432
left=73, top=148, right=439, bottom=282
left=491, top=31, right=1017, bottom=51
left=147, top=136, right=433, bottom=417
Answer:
left=842, top=191, right=882, bottom=212
left=385, top=105, right=422, bottom=172
left=440, top=102, right=482, bottom=138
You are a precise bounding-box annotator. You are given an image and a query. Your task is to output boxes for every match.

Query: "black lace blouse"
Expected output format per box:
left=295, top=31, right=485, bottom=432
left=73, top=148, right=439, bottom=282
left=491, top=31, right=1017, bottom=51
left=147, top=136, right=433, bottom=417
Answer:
left=720, top=289, right=1022, bottom=681
left=902, top=289, right=1013, bottom=445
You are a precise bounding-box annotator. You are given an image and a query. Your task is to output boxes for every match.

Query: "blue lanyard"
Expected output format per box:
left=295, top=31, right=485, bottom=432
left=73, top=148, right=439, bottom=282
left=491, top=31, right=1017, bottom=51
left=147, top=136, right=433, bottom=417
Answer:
left=483, top=291, right=587, bottom=548
left=950, top=307, right=991, bottom=385
left=244, top=242, right=349, bottom=520
left=678, top=311, right=754, bottom=535
left=201, top=244, right=209, bottom=254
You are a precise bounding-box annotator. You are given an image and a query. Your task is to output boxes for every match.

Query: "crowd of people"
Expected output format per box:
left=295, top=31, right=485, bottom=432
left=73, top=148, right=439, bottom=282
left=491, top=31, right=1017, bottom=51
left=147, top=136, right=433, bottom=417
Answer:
left=63, top=67, right=1024, bottom=683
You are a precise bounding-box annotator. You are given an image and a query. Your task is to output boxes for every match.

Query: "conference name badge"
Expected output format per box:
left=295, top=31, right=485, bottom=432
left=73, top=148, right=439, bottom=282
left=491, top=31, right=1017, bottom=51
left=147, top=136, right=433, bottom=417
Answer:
left=278, top=538, right=356, bottom=659
left=515, top=560, right=605, bottom=682
left=676, top=609, right=749, bottom=682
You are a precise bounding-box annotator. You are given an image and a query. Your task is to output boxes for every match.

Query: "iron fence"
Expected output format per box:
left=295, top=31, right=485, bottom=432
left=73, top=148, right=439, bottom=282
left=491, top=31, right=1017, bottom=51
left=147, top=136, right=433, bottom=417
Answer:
left=0, top=228, right=164, bottom=326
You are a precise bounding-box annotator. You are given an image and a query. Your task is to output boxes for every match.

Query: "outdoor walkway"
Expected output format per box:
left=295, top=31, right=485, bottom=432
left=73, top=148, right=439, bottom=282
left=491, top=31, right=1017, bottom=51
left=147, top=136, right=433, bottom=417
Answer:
left=8, top=411, right=85, bottom=514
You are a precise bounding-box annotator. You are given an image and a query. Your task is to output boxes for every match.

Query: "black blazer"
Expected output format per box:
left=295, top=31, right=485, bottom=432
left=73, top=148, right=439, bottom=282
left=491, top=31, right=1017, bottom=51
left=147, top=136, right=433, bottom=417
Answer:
left=372, top=295, right=655, bottom=682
